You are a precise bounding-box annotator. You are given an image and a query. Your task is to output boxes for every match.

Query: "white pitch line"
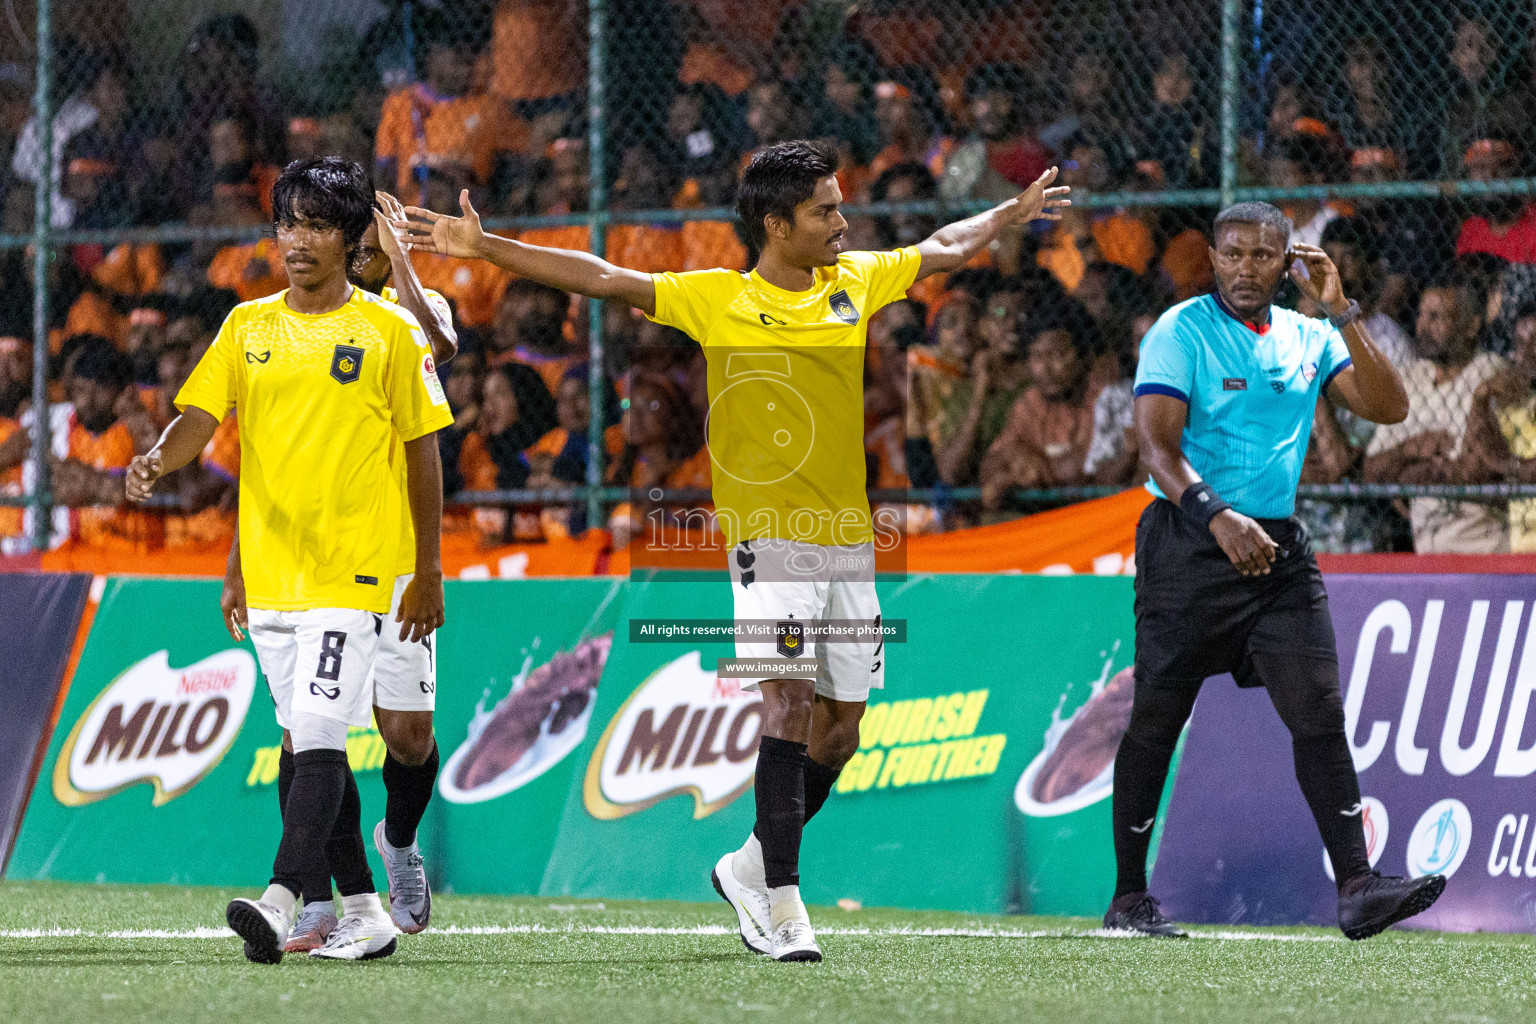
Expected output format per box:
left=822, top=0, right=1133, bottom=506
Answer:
left=0, top=924, right=1344, bottom=943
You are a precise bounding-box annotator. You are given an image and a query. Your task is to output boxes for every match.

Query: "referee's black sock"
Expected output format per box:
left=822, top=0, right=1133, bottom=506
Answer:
left=802, top=753, right=842, bottom=824
left=271, top=749, right=348, bottom=900
left=326, top=769, right=376, bottom=898
left=383, top=742, right=439, bottom=849
left=754, top=736, right=808, bottom=889
left=1260, top=655, right=1371, bottom=887
left=1111, top=683, right=1200, bottom=898
left=277, top=746, right=335, bottom=906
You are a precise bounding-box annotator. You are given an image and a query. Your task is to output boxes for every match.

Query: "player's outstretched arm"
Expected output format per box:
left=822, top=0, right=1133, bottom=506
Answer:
left=913, top=167, right=1070, bottom=281
left=1136, top=393, right=1278, bottom=577
left=397, top=433, right=445, bottom=644
left=376, top=191, right=458, bottom=363
left=125, top=407, right=219, bottom=503
left=393, top=189, right=658, bottom=317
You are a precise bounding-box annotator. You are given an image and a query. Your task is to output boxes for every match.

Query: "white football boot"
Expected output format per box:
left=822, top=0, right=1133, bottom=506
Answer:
left=283, top=901, right=339, bottom=953
left=226, top=893, right=294, bottom=965
left=711, top=850, right=772, bottom=955
left=770, top=917, right=823, bottom=963
left=310, top=896, right=399, bottom=961
left=373, top=820, right=432, bottom=934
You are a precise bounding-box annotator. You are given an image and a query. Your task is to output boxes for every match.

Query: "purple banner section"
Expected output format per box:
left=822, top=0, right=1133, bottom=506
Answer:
left=1154, top=574, right=1536, bottom=933
left=0, top=572, right=90, bottom=873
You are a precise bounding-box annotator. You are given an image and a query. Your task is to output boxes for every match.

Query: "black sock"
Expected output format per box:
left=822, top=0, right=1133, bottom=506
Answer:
left=277, top=746, right=294, bottom=818
left=802, top=753, right=841, bottom=824
left=1259, top=654, right=1371, bottom=888
left=271, top=749, right=348, bottom=900
left=326, top=769, right=376, bottom=898
left=277, top=747, right=334, bottom=905
left=383, top=742, right=440, bottom=849
left=754, top=736, right=807, bottom=889
left=1111, top=681, right=1200, bottom=899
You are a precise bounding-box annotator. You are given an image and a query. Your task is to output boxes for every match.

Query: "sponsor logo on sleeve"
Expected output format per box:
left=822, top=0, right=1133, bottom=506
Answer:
left=584, top=651, right=762, bottom=819
left=421, top=352, right=448, bottom=406
left=53, top=649, right=257, bottom=807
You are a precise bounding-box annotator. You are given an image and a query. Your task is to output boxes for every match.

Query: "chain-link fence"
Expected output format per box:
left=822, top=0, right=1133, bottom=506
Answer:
left=4, top=0, right=1536, bottom=558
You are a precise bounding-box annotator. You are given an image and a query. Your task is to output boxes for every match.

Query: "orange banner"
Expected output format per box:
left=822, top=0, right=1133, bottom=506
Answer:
left=17, top=490, right=1154, bottom=579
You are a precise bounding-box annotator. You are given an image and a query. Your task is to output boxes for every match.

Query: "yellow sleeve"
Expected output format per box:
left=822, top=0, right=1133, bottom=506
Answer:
left=384, top=314, right=454, bottom=442
left=843, top=246, right=922, bottom=312
left=175, top=309, right=240, bottom=421
left=647, top=268, right=740, bottom=341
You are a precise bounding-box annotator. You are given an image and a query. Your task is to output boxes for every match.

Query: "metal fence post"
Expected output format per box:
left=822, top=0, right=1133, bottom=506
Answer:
left=1218, top=0, right=1241, bottom=210
left=29, top=0, right=53, bottom=554
left=584, top=0, right=608, bottom=536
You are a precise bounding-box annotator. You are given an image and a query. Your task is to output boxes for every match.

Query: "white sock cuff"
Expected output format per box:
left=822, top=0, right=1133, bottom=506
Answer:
left=341, top=892, right=385, bottom=918
left=261, top=884, right=297, bottom=917
left=768, top=885, right=806, bottom=928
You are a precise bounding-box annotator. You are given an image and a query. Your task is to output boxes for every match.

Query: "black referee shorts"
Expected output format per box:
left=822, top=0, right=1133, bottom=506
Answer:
left=1133, top=498, right=1338, bottom=690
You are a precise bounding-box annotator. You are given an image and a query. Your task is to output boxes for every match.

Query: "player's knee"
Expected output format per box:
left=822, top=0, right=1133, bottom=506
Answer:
left=759, top=681, right=815, bottom=738
left=290, top=712, right=348, bottom=753
left=377, top=709, right=435, bottom=765
left=819, top=718, right=863, bottom=769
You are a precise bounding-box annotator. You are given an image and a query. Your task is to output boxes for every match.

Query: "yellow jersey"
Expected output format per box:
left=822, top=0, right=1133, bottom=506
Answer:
left=380, top=285, right=452, bottom=575
left=648, top=246, right=920, bottom=546
left=177, top=288, right=453, bottom=612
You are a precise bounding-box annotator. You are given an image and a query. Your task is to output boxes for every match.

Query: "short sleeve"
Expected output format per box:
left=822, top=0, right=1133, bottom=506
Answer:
left=175, top=310, right=241, bottom=421
left=384, top=315, right=454, bottom=442
left=1133, top=311, right=1195, bottom=404
left=1318, top=321, right=1353, bottom=393
left=843, top=247, right=921, bottom=312
left=648, top=268, right=739, bottom=341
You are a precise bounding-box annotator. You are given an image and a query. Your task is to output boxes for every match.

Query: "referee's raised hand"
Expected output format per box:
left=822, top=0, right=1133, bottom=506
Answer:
left=1209, top=508, right=1279, bottom=576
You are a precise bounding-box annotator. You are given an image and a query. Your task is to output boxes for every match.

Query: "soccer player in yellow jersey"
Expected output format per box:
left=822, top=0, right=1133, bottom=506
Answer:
left=217, top=190, right=459, bottom=950
left=396, top=140, right=1069, bottom=961
left=127, top=159, right=454, bottom=964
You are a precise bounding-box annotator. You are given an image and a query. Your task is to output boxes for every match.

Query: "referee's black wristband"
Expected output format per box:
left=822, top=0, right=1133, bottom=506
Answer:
left=1180, top=482, right=1232, bottom=531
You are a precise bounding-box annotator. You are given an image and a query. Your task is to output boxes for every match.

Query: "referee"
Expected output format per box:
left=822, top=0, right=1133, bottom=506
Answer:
left=1104, top=202, right=1446, bottom=940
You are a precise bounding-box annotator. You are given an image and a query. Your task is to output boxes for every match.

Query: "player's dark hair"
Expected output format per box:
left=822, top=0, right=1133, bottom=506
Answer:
left=271, top=157, right=375, bottom=258
left=1213, top=201, right=1292, bottom=242
left=737, top=139, right=840, bottom=250
left=69, top=335, right=133, bottom=390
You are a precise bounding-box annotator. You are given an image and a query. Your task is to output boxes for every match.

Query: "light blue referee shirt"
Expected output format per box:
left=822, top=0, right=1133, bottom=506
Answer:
left=1134, top=293, right=1353, bottom=518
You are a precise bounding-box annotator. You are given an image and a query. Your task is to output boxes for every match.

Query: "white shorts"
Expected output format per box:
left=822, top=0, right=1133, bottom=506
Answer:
left=728, top=538, right=885, bottom=704
left=369, top=573, right=437, bottom=714
left=250, top=606, right=382, bottom=729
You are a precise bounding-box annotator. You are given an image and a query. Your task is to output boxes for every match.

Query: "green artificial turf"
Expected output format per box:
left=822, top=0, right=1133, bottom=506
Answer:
left=0, top=881, right=1530, bottom=1024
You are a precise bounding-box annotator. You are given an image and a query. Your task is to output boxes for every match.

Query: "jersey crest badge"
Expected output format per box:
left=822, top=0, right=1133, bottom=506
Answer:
left=1302, top=361, right=1318, bottom=382
left=330, top=343, right=364, bottom=384
left=829, top=290, right=859, bottom=325
left=776, top=620, right=805, bottom=658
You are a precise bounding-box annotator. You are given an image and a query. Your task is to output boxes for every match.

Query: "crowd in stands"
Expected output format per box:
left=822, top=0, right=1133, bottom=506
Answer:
left=5, top=3, right=1536, bottom=555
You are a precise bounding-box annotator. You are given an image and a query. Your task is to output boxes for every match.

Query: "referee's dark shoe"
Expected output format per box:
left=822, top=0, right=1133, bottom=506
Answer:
left=1103, top=892, right=1187, bottom=938
left=1337, top=871, right=1447, bottom=940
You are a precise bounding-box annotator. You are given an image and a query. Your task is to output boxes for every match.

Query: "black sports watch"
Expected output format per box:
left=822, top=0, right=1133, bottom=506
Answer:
left=1328, top=299, right=1363, bottom=331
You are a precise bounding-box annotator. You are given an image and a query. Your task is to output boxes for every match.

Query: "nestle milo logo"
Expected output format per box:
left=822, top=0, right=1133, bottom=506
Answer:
left=53, top=649, right=256, bottom=807
left=584, top=651, right=762, bottom=820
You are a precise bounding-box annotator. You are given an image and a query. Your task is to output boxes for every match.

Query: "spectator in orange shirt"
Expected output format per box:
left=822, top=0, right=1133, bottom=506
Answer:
left=376, top=24, right=526, bottom=205
left=979, top=303, right=1100, bottom=509
left=607, top=142, right=686, bottom=273
left=489, top=278, right=581, bottom=393
left=527, top=364, right=625, bottom=536
left=55, top=339, right=157, bottom=546
left=458, top=361, right=558, bottom=542
left=810, top=38, right=884, bottom=178
left=204, top=170, right=287, bottom=301
left=1037, top=137, right=1156, bottom=292
left=607, top=371, right=713, bottom=548
left=205, top=110, right=280, bottom=216
left=868, top=78, right=955, bottom=184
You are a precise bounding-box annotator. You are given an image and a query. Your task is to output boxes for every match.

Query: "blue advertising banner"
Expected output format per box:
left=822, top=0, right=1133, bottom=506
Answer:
left=1154, top=574, right=1536, bottom=933
left=0, top=572, right=90, bottom=871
